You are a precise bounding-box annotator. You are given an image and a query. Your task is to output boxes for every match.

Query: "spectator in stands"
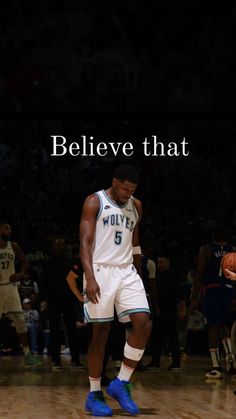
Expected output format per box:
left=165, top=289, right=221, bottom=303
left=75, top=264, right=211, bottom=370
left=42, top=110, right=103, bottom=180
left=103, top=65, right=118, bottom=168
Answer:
left=146, top=254, right=186, bottom=371
left=40, top=237, right=83, bottom=370
left=18, top=269, right=39, bottom=302
left=22, top=297, right=40, bottom=354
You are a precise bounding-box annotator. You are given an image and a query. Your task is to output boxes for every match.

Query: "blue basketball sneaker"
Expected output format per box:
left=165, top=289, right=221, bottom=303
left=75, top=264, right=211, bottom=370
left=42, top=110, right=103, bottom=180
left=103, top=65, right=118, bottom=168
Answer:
left=85, top=391, right=113, bottom=416
left=106, top=378, right=139, bottom=415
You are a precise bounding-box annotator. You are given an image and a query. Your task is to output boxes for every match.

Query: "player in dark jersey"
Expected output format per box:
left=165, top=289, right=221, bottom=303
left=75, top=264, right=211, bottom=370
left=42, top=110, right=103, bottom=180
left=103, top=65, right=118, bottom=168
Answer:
left=191, top=226, right=236, bottom=378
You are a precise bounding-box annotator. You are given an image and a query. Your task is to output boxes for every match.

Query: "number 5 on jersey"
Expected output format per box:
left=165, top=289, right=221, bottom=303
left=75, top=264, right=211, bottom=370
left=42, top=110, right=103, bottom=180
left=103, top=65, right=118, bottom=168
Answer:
left=114, top=231, right=123, bottom=245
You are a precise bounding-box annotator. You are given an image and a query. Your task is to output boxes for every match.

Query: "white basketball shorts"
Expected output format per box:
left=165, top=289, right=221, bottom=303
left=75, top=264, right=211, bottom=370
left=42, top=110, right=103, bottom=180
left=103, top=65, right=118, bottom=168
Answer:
left=0, top=282, right=23, bottom=316
left=83, top=263, right=150, bottom=323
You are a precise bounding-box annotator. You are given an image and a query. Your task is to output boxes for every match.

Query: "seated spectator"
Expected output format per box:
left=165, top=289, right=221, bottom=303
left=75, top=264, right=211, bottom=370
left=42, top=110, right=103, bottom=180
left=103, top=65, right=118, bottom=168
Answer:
left=18, top=269, right=39, bottom=302
left=22, top=298, right=40, bottom=354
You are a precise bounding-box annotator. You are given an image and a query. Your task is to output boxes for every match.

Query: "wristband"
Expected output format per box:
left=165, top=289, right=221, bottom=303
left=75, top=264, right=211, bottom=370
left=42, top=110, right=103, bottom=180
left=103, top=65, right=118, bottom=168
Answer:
left=133, top=246, right=141, bottom=255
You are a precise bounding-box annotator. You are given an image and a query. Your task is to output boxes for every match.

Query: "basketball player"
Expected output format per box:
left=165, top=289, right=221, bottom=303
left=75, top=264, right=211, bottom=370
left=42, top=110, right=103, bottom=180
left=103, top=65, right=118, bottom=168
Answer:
left=191, top=226, right=236, bottom=378
left=0, top=222, right=41, bottom=366
left=80, top=165, right=152, bottom=416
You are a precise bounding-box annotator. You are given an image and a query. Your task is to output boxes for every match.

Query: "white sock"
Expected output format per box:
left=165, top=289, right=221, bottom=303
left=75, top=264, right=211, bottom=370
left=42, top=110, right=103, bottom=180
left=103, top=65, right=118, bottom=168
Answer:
left=210, top=348, right=220, bottom=368
left=23, top=346, right=30, bottom=356
left=117, top=362, right=134, bottom=382
left=222, top=337, right=232, bottom=356
left=89, top=377, right=101, bottom=392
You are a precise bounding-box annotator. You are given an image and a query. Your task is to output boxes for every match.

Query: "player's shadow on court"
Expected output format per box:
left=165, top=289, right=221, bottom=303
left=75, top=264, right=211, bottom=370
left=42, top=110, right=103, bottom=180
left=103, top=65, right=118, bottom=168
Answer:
left=112, top=408, right=158, bottom=416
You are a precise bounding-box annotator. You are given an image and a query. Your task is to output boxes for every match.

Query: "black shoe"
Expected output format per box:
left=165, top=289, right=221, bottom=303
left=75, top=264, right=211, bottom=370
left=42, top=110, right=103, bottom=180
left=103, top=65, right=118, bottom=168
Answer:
left=71, top=361, right=85, bottom=369
left=167, top=363, right=181, bottom=371
left=52, top=362, right=63, bottom=372
left=145, top=362, right=160, bottom=371
left=136, top=361, right=147, bottom=372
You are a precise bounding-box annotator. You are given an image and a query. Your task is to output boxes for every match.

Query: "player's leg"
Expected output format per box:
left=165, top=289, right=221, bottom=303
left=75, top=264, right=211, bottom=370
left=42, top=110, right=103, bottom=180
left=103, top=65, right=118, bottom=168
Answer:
left=166, top=314, right=181, bottom=370
left=84, top=265, right=116, bottom=416
left=107, top=268, right=151, bottom=414
left=85, top=322, right=113, bottom=416
left=5, top=284, right=41, bottom=366
left=219, top=285, right=236, bottom=374
left=107, top=312, right=151, bottom=415
left=203, top=288, right=222, bottom=378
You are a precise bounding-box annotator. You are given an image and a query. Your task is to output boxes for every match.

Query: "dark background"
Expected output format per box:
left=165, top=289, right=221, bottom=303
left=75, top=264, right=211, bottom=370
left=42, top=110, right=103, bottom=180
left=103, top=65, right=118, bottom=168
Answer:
left=0, top=118, right=235, bottom=274
left=0, top=0, right=235, bottom=111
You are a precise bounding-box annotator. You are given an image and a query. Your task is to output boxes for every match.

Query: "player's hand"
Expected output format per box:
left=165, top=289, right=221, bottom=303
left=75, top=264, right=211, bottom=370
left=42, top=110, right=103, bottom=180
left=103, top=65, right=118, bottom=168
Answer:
left=9, top=273, right=23, bottom=283
left=85, top=279, right=101, bottom=304
left=40, top=301, right=48, bottom=312
left=225, top=268, right=236, bottom=280
left=77, top=292, right=85, bottom=303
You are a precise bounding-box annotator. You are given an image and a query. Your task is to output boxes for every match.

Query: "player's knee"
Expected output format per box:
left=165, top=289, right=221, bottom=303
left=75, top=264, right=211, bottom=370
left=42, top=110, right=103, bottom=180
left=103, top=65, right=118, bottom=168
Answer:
left=92, top=324, right=110, bottom=344
left=133, top=315, right=152, bottom=338
left=145, top=317, right=152, bottom=337
left=12, top=314, right=27, bottom=334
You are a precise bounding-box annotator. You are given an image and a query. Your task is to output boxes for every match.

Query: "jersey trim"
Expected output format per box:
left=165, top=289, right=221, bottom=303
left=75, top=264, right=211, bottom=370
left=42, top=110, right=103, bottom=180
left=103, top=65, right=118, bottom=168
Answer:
left=102, top=189, right=127, bottom=209
left=95, top=192, right=103, bottom=219
left=84, top=306, right=114, bottom=323
left=118, top=308, right=150, bottom=320
left=131, top=198, right=139, bottom=222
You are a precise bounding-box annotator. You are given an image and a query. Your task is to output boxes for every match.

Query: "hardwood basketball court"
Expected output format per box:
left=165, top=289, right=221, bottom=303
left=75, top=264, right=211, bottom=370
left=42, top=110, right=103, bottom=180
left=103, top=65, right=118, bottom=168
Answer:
left=0, top=354, right=236, bottom=418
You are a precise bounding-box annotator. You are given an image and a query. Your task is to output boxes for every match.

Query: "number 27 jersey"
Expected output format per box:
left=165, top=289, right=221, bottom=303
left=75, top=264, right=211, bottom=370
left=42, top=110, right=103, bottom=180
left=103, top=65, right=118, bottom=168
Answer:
left=92, top=190, right=139, bottom=265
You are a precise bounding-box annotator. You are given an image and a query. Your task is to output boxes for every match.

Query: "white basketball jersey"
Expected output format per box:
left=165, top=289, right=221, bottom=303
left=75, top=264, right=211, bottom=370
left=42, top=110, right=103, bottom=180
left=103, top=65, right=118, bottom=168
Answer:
left=92, top=190, right=139, bottom=265
left=0, top=241, right=15, bottom=284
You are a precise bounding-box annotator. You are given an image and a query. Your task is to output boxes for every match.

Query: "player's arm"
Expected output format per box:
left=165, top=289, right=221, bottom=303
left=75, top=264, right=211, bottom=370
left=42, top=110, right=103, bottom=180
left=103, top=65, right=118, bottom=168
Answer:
left=80, top=194, right=101, bottom=304
left=132, top=198, right=142, bottom=277
left=66, top=270, right=84, bottom=302
left=10, top=242, right=29, bottom=282
left=190, top=245, right=209, bottom=310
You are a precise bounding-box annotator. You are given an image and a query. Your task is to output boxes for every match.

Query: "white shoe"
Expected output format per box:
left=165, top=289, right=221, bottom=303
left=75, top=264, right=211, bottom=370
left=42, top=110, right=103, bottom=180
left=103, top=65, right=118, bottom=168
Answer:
left=205, top=368, right=222, bottom=379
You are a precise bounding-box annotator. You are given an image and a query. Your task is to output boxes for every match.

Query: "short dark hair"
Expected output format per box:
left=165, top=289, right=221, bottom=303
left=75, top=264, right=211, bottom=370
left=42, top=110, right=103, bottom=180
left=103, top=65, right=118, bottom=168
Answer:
left=113, top=165, right=139, bottom=184
left=158, top=254, right=170, bottom=261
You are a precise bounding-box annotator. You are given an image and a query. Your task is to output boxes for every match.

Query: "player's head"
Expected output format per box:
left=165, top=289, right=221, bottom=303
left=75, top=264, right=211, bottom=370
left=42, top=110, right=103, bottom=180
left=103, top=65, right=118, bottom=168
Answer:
left=212, top=224, right=228, bottom=242
left=0, top=222, right=12, bottom=242
left=157, top=254, right=170, bottom=272
left=112, top=164, right=139, bottom=203
left=52, top=237, right=66, bottom=256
